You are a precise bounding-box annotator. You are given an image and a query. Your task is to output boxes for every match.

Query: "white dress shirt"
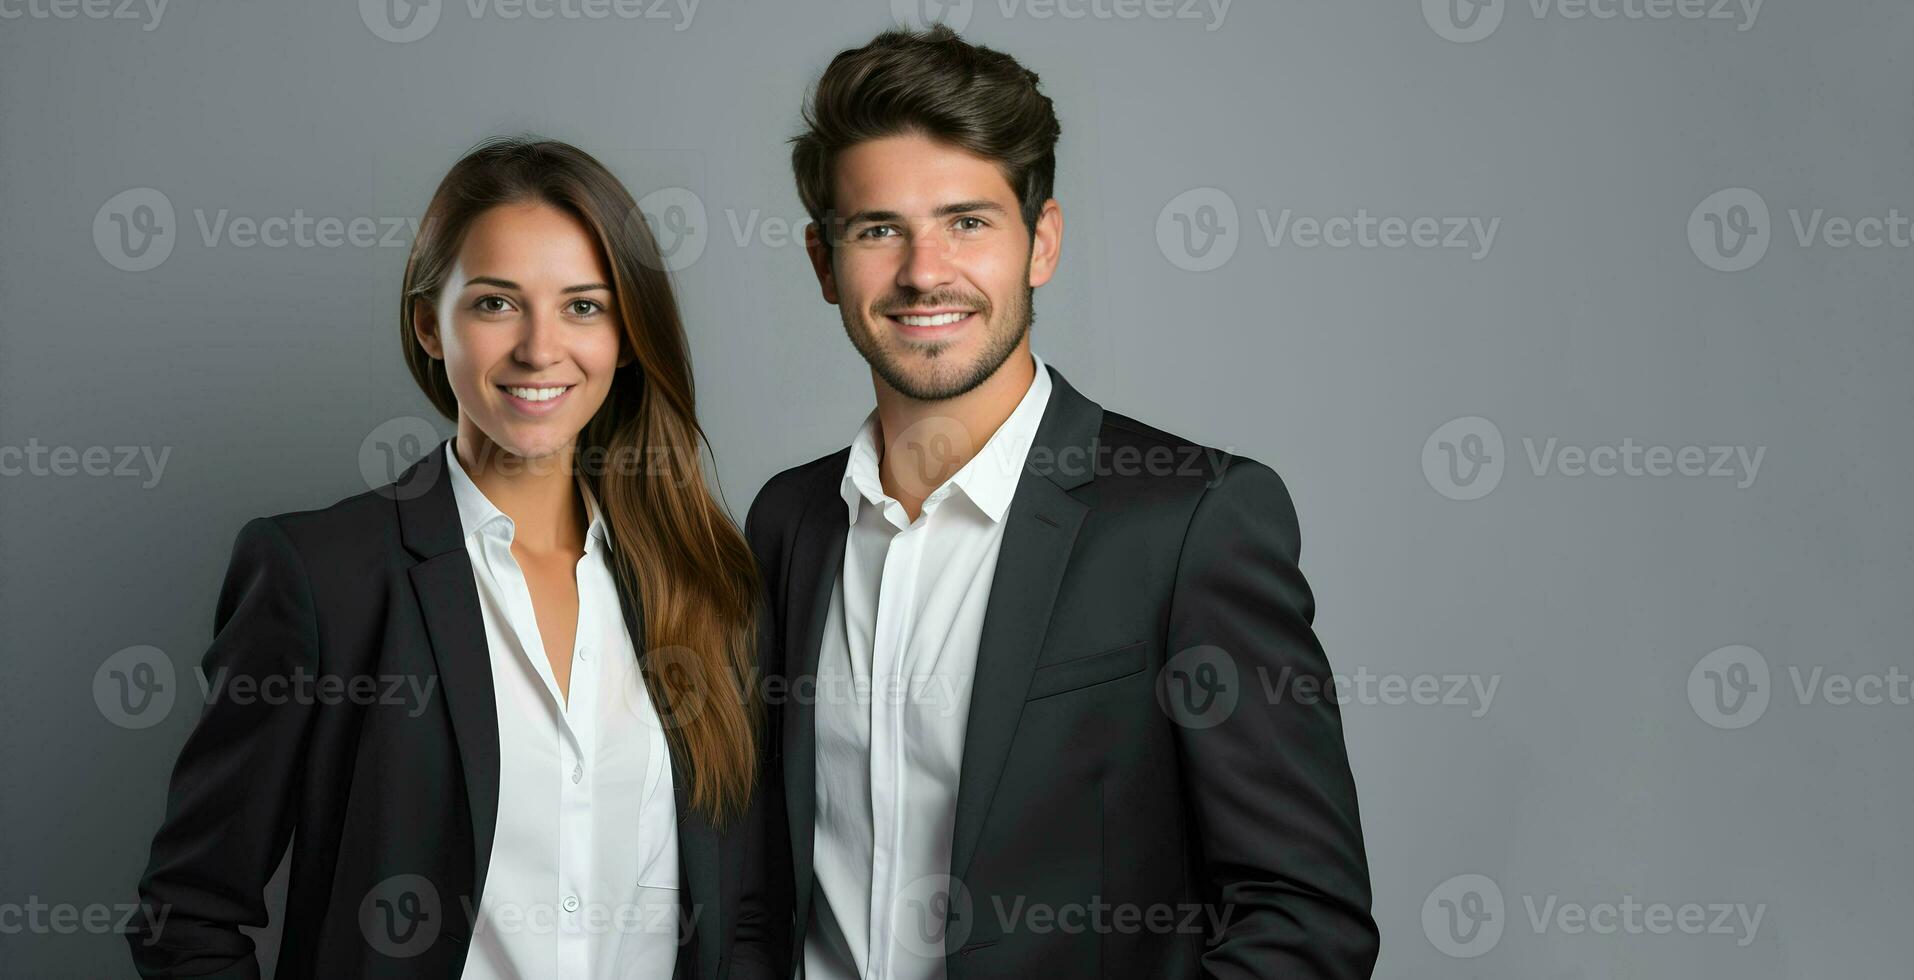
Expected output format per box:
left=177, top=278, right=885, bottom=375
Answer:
left=804, top=352, right=1054, bottom=980
left=446, top=439, right=681, bottom=980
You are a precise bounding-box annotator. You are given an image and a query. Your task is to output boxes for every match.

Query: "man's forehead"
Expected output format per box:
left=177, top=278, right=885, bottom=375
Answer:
left=833, top=136, right=1017, bottom=210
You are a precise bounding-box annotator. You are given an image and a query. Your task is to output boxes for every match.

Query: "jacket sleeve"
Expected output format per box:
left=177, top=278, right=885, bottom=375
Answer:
left=1164, top=458, right=1379, bottom=979
left=128, top=517, right=321, bottom=979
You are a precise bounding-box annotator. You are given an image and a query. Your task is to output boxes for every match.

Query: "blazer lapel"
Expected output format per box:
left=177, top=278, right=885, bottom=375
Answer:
left=948, top=367, right=1102, bottom=885
left=781, top=459, right=851, bottom=941
left=396, top=440, right=728, bottom=976
left=775, top=367, right=1103, bottom=942
left=394, top=441, right=502, bottom=909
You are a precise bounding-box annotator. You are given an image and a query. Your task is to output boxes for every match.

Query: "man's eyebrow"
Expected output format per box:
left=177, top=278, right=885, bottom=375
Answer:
left=842, top=209, right=904, bottom=226
left=841, top=201, right=1010, bottom=226
left=932, top=200, right=1007, bottom=218
left=461, top=276, right=611, bottom=294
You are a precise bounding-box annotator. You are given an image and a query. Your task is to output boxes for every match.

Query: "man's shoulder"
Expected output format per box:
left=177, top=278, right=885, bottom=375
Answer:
left=1076, top=406, right=1250, bottom=493
left=1083, top=406, right=1302, bottom=560
left=746, top=446, right=851, bottom=535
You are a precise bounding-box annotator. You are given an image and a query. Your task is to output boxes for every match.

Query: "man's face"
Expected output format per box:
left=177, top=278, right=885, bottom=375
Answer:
left=807, top=132, right=1061, bottom=401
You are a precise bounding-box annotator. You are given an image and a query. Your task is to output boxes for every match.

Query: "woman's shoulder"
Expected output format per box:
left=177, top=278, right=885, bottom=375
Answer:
left=233, top=478, right=423, bottom=579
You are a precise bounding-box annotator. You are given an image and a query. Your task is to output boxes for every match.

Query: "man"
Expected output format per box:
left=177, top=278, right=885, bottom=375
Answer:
left=745, top=26, right=1378, bottom=979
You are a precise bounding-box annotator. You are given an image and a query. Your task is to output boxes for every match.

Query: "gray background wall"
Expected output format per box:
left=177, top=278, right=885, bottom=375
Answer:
left=3, top=0, right=1910, bottom=976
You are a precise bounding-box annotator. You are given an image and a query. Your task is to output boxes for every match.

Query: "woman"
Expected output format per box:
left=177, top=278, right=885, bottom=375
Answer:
left=128, top=138, right=786, bottom=979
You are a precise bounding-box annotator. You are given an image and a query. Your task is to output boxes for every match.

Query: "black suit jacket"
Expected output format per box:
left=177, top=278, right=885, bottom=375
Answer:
left=744, top=365, right=1378, bottom=979
left=129, top=442, right=788, bottom=980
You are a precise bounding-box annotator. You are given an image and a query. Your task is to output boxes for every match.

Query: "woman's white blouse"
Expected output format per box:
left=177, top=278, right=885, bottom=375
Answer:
left=446, top=440, right=680, bottom=979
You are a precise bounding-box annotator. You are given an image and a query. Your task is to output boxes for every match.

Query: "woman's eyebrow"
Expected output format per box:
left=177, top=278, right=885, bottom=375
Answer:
left=461, top=276, right=611, bottom=294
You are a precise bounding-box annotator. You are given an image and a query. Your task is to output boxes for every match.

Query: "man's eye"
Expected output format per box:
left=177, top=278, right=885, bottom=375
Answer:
left=858, top=225, right=897, bottom=240
left=955, top=216, right=986, bottom=231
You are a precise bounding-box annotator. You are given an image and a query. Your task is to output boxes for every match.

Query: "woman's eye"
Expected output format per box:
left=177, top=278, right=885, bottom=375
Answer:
left=567, top=299, right=603, bottom=317
left=475, top=295, right=511, bottom=313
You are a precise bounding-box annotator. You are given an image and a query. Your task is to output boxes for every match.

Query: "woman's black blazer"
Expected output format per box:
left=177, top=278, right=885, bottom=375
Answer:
left=127, top=441, right=789, bottom=979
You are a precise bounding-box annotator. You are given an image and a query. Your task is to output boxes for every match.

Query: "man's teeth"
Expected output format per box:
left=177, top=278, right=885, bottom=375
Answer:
left=505, top=386, right=570, bottom=402
left=896, top=312, right=969, bottom=327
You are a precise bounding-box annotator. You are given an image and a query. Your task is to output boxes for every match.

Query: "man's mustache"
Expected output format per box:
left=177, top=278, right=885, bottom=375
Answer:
left=873, top=292, right=991, bottom=316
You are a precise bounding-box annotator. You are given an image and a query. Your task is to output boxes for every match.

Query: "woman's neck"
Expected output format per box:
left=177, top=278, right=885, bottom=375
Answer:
left=453, top=428, right=587, bottom=555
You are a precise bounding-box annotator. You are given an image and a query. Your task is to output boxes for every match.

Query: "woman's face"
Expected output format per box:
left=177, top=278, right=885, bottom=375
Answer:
left=414, top=201, right=628, bottom=468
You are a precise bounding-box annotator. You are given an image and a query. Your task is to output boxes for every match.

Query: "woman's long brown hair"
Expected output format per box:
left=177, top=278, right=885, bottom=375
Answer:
left=399, top=137, right=760, bottom=825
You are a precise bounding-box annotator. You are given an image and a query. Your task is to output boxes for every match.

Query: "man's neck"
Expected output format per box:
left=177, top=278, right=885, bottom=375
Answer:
left=873, top=342, right=1038, bottom=521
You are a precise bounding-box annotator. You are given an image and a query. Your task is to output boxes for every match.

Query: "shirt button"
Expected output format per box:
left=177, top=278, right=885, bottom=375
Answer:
left=572, top=764, right=583, bottom=784
left=577, top=646, right=590, bottom=662
left=562, top=895, right=580, bottom=913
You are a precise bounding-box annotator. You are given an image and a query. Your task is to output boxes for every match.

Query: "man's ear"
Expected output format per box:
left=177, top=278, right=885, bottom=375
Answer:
left=1028, top=198, right=1063, bottom=289
left=804, top=221, right=840, bottom=305
left=412, top=299, right=444, bottom=359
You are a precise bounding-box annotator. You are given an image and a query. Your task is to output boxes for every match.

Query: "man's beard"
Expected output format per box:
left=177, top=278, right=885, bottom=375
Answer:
left=842, top=281, right=1033, bottom=402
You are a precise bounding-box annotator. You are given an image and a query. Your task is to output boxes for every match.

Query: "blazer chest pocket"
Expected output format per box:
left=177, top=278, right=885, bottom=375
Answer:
left=1026, top=640, right=1149, bottom=701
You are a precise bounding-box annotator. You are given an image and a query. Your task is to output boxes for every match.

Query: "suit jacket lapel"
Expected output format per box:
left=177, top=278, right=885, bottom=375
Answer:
left=394, top=441, right=502, bottom=910
left=780, top=463, right=850, bottom=939
left=776, top=368, right=1102, bottom=939
left=398, top=440, right=726, bottom=976
left=949, top=367, right=1102, bottom=884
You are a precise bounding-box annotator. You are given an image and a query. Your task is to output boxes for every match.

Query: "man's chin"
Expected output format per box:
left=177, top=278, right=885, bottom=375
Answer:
left=846, top=309, right=1022, bottom=401
left=869, top=354, right=995, bottom=402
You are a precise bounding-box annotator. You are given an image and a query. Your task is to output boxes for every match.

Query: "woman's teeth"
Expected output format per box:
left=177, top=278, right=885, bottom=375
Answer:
left=896, top=312, right=969, bottom=327
left=505, top=386, right=570, bottom=402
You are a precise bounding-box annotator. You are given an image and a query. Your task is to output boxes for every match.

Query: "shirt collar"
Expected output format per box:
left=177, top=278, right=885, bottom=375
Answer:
left=839, top=350, right=1053, bottom=526
left=445, top=438, right=611, bottom=554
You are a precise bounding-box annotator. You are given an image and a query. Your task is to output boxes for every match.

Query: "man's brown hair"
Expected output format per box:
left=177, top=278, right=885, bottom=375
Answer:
left=791, top=25, right=1061, bottom=252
